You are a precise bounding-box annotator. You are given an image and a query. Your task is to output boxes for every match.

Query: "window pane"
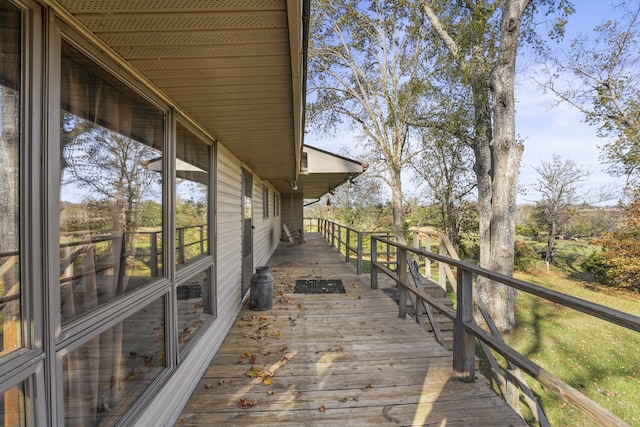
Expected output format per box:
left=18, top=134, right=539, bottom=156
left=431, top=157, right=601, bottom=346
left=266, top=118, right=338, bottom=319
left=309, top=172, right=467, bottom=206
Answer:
left=59, top=41, right=164, bottom=323
left=0, top=0, right=22, bottom=356
left=178, top=268, right=213, bottom=349
left=175, top=123, right=209, bottom=266
left=0, top=382, right=26, bottom=427
left=63, top=297, right=166, bottom=426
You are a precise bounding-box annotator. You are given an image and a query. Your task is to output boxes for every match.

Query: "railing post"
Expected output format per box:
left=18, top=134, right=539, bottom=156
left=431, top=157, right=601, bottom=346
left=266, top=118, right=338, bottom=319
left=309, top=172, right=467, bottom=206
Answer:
left=412, top=231, right=420, bottom=272
left=454, top=268, right=475, bottom=382
left=356, top=232, right=363, bottom=275
left=425, top=234, right=432, bottom=280
left=371, top=236, right=378, bottom=289
left=331, top=222, right=335, bottom=247
left=178, top=227, right=185, bottom=264
left=150, top=231, right=158, bottom=277
left=398, top=248, right=407, bottom=318
left=337, top=225, right=342, bottom=253
left=438, top=240, right=446, bottom=291
left=345, top=228, right=350, bottom=263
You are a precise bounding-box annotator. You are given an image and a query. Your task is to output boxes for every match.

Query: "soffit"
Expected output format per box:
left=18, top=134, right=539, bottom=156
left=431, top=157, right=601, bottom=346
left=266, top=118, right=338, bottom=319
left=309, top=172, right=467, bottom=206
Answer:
left=52, top=0, right=304, bottom=194
left=297, top=145, right=368, bottom=199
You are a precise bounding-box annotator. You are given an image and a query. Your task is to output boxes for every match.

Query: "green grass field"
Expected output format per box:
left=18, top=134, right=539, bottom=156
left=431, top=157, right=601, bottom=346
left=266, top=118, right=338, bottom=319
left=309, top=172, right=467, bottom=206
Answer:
left=497, top=265, right=640, bottom=426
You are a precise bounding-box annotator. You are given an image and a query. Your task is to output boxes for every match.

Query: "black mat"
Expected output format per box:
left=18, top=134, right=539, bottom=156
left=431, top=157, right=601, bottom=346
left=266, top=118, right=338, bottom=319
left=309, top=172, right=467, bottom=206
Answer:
left=294, top=279, right=345, bottom=294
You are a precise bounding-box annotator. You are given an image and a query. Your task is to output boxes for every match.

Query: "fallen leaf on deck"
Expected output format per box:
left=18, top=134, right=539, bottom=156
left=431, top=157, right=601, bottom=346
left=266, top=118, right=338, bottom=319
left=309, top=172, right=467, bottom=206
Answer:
left=318, top=405, right=326, bottom=413
left=236, top=399, right=258, bottom=409
left=246, top=367, right=262, bottom=378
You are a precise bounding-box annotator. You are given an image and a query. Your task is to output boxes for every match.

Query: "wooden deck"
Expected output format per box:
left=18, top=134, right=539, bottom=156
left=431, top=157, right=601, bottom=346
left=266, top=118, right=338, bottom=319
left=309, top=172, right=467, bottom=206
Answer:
left=176, top=233, right=526, bottom=426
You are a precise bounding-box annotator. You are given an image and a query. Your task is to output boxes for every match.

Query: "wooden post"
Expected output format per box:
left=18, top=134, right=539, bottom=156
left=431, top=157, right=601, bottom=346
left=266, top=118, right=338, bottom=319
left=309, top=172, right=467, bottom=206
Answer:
left=454, top=268, right=475, bottom=382
left=438, top=240, right=446, bottom=291
left=371, top=236, right=378, bottom=289
left=199, top=225, right=205, bottom=254
left=356, top=232, right=363, bottom=275
left=345, top=228, right=350, bottom=262
left=425, top=234, right=431, bottom=280
left=150, top=232, right=158, bottom=277
left=412, top=232, right=420, bottom=270
left=178, top=227, right=185, bottom=264
left=398, top=248, right=407, bottom=318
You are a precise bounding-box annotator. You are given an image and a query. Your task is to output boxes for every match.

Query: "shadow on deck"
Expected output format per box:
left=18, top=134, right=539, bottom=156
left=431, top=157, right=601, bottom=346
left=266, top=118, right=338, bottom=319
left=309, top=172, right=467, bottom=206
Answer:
left=176, top=233, right=525, bottom=426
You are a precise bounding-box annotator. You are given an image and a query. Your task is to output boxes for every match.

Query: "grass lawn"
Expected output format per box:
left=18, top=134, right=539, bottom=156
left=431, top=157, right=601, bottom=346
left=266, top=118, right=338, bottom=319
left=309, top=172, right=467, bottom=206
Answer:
left=493, top=268, right=640, bottom=426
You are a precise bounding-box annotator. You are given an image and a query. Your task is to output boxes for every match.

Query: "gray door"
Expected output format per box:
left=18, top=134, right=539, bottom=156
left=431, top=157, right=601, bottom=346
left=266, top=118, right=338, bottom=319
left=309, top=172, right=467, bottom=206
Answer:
left=241, top=168, right=253, bottom=298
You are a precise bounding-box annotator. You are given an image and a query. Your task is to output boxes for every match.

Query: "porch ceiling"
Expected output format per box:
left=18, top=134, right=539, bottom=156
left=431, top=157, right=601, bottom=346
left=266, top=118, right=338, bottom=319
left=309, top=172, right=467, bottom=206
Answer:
left=50, top=0, right=306, bottom=195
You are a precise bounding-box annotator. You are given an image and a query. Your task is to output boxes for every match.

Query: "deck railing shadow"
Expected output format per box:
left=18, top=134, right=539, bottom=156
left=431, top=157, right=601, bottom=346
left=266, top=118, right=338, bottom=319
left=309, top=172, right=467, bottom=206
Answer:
left=306, top=218, right=640, bottom=427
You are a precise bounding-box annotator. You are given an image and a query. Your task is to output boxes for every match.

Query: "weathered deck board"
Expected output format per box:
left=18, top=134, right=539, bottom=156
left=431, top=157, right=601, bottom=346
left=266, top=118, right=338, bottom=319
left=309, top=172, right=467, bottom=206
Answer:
left=176, top=233, right=526, bottom=426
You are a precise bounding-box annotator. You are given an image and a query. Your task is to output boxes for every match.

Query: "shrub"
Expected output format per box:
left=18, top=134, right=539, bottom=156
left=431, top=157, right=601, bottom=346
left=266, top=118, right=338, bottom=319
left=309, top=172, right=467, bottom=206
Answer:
left=514, top=240, right=541, bottom=272
left=580, top=250, right=608, bottom=284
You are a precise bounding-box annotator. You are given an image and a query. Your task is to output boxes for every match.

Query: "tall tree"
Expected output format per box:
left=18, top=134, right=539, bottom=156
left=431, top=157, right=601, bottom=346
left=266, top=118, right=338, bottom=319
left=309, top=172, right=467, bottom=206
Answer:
left=539, top=0, right=640, bottom=185
left=307, top=0, right=430, bottom=240
left=533, top=155, right=590, bottom=262
left=410, top=115, right=477, bottom=247
left=420, top=0, right=573, bottom=331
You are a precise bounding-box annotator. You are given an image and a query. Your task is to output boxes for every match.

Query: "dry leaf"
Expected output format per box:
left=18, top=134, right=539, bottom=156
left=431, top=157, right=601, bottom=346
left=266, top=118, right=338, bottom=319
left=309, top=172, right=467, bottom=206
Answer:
left=318, top=405, right=326, bottom=413
left=236, top=399, right=257, bottom=409
left=204, top=383, right=213, bottom=389
left=246, top=367, right=262, bottom=378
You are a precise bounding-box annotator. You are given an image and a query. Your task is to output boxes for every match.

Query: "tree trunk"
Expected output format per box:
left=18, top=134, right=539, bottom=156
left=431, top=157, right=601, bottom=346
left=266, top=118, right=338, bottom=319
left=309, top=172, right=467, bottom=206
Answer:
left=546, top=220, right=556, bottom=262
left=389, top=166, right=405, bottom=243
left=475, top=1, right=528, bottom=332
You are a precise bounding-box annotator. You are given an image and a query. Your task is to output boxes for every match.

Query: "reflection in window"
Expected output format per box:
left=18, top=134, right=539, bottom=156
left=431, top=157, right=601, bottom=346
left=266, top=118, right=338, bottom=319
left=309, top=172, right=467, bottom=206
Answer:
left=58, top=41, right=164, bottom=323
left=177, top=268, right=212, bottom=349
left=0, top=0, right=22, bottom=356
left=1, top=382, right=25, bottom=427
left=273, top=193, right=279, bottom=217
left=63, top=297, right=165, bottom=426
left=175, top=123, right=209, bottom=266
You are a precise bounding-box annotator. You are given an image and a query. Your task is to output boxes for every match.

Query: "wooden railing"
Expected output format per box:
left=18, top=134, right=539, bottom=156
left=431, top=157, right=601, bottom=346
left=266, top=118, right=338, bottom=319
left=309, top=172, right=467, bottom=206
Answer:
left=305, top=218, right=395, bottom=275
left=308, top=218, right=640, bottom=427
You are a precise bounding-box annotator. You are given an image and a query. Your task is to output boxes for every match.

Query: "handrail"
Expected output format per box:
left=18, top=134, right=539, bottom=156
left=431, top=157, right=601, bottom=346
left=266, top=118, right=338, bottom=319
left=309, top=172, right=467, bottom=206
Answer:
left=370, top=235, right=638, bottom=427
left=306, top=218, right=395, bottom=275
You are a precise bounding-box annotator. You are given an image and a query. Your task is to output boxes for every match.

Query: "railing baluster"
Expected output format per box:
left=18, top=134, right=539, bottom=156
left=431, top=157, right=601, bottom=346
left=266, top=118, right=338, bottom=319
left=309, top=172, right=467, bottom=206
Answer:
left=345, top=228, right=350, bottom=262
left=357, top=232, right=363, bottom=275
left=371, top=236, right=378, bottom=289
left=398, top=248, right=408, bottom=318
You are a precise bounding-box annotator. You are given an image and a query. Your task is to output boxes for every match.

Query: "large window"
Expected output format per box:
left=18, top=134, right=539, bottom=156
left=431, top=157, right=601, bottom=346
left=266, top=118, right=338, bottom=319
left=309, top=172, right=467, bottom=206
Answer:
left=63, top=297, right=166, bottom=426
left=58, top=41, right=164, bottom=323
left=0, top=0, right=23, bottom=358
left=175, top=122, right=213, bottom=350
left=175, top=122, right=209, bottom=266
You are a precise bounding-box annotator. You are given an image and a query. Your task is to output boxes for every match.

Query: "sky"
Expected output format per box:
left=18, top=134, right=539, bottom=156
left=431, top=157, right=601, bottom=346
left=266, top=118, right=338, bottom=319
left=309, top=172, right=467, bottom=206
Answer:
left=305, top=0, right=630, bottom=205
